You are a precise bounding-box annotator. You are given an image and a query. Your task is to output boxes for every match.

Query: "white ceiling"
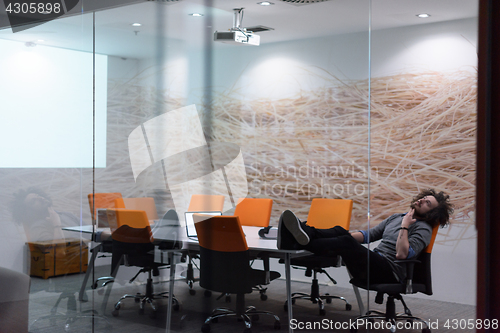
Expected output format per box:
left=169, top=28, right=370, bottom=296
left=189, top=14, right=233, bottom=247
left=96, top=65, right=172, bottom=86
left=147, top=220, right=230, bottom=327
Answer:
left=0, top=0, right=478, bottom=58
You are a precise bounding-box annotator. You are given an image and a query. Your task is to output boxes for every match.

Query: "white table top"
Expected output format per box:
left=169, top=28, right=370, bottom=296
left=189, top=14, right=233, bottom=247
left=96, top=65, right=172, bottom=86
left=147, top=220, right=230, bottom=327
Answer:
left=62, top=224, right=307, bottom=255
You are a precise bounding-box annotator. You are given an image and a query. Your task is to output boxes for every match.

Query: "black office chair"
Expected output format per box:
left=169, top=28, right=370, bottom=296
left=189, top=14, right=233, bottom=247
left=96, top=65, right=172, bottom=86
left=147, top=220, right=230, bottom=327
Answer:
left=194, top=215, right=281, bottom=333
left=349, top=225, right=439, bottom=333
left=106, top=208, right=179, bottom=318
left=283, top=199, right=353, bottom=315
left=285, top=254, right=352, bottom=314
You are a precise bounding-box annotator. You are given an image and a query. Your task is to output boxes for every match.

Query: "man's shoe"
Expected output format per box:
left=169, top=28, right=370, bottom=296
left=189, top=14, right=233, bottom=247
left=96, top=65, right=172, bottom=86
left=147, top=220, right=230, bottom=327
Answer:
left=277, top=212, right=298, bottom=250
left=279, top=210, right=310, bottom=248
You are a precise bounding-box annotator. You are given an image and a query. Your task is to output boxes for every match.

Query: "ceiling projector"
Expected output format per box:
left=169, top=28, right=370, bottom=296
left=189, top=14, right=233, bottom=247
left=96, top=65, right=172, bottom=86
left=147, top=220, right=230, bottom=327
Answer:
left=214, top=8, right=260, bottom=46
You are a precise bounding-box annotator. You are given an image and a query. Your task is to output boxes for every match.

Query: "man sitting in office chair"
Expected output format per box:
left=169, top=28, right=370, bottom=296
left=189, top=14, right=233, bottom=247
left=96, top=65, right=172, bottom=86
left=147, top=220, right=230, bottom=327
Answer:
left=277, top=189, right=453, bottom=284
left=11, top=187, right=80, bottom=242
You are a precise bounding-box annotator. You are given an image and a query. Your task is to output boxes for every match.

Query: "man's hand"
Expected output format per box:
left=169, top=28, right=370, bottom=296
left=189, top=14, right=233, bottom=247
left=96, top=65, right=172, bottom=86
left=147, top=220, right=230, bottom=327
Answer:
left=402, top=208, right=417, bottom=228
left=396, top=209, right=415, bottom=260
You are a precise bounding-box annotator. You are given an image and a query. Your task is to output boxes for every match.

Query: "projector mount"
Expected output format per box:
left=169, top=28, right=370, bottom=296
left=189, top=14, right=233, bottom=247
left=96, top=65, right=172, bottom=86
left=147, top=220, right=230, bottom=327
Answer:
left=214, top=7, right=260, bottom=45
left=231, top=8, right=250, bottom=42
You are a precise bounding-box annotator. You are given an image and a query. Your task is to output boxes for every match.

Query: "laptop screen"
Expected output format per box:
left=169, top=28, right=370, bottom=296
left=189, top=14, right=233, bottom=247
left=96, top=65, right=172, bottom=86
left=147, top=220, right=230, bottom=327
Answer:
left=185, top=211, right=222, bottom=238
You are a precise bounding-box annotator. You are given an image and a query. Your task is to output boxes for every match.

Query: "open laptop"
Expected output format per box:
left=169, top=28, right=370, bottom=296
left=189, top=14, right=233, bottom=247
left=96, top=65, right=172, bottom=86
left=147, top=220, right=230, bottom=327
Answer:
left=185, top=211, right=222, bottom=238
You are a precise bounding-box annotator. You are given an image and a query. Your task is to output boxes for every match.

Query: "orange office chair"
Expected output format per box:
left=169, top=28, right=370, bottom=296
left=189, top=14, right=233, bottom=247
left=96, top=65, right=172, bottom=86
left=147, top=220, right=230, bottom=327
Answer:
left=194, top=215, right=281, bottom=332
left=234, top=198, right=273, bottom=228
left=107, top=208, right=178, bottom=317
left=284, top=198, right=353, bottom=315
left=88, top=193, right=124, bottom=221
left=114, top=197, right=159, bottom=221
left=82, top=193, right=124, bottom=298
left=234, top=197, right=273, bottom=301
left=184, top=194, right=225, bottom=295
left=349, top=225, right=439, bottom=333
left=188, top=194, right=225, bottom=212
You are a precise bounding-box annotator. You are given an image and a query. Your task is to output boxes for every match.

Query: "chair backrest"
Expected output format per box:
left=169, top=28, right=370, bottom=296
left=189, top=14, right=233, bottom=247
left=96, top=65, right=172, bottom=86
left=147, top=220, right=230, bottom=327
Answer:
left=234, top=198, right=273, bottom=227
left=156, top=209, right=182, bottom=250
left=194, top=215, right=253, bottom=294
left=413, top=224, right=439, bottom=295
left=114, top=197, right=159, bottom=220
left=106, top=208, right=153, bottom=244
left=306, top=198, right=353, bottom=229
left=106, top=208, right=155, bottom=273
left=188, top=194, right=225, bottom=212
left=160, top=209, right=180, bottom=226
left=0, top=267, right=30, bottom=333
left=88, top=193, right=124, bottom=221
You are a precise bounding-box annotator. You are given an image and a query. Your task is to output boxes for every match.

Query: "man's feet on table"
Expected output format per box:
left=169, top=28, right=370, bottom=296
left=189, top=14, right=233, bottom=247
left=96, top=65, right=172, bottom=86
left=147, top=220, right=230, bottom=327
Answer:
left=277, top=210, right=310, bottom=250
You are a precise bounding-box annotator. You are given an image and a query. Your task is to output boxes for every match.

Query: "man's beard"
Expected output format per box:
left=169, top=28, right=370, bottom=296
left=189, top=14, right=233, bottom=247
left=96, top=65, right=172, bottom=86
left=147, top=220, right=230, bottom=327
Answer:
left=410, top=202, right=426, bottom=221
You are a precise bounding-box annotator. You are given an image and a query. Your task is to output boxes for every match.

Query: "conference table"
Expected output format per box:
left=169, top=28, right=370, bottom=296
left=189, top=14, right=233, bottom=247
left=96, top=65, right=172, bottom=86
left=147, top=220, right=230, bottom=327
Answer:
left=64, top=223, right=309, bottom=333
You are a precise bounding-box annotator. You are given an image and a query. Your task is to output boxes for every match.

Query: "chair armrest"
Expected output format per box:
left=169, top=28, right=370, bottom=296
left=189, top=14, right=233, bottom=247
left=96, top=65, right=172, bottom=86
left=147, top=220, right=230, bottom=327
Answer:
left=394, top=259, right=421, bottom=294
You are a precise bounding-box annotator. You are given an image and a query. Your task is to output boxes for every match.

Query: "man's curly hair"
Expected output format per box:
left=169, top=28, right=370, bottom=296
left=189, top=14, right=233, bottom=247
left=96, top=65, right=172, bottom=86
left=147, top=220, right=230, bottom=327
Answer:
left=411, top=189, right=454, bottom=227
left=11, top=187, right=52, bottom=224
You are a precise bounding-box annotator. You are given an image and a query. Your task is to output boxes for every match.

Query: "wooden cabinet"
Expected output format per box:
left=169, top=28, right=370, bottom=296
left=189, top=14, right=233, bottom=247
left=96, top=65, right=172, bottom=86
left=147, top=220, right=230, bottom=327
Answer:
left=27, top=238, right=89, bottom=279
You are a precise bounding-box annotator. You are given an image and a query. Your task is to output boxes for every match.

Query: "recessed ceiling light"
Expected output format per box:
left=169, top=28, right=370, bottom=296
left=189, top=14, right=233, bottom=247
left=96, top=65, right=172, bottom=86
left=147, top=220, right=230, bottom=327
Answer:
left=132, top=23, right=142, bottom=27
left=258, top=1, right=274, bottom=5
left=189, top=13, right=203, bottom=17
left=416, top=13, right=431, bottom=18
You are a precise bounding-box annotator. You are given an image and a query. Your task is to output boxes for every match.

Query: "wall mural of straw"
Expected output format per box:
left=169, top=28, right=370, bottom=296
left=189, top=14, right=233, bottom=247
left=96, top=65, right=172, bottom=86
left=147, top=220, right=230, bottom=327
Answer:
left=204, top=70, right=476, bottom=245
left=0, top=70, right=475, bottom=249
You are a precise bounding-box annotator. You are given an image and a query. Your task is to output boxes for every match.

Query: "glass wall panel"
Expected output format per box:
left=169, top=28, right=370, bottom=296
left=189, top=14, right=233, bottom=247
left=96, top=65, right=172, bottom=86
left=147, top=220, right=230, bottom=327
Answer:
left=92, top=0, right=370, bottom=332
left=0, top=3, right=98, bottom=332
left=0, top=0, right=479, bottom=332
left=366, top=0, right=478, bottom=327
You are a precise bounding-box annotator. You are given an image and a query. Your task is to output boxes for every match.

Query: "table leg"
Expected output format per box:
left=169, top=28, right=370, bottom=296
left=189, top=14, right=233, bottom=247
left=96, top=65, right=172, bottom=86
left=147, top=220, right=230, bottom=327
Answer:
left=285, top=252, right=293, bottom=333
left=352, top=284, right=365, bottom=316
left=347, top=269, right=365, bottom=315
left=166, top=251, right=175, bottom=333
left=79, top=243, right=101, bottom=302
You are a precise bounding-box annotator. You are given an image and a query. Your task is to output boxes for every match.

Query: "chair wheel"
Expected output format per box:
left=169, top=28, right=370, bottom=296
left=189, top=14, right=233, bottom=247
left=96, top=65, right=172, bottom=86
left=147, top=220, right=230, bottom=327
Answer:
left=112, top=309, right=119, bottom=317
left=201, top=323, right=211, bottom=333
left=189, top=289, right=196, bottom=295
left=251, top=314, right=259, bottom=322
left=260, top=294, right=268, bottom=301
left=274, top=320, right=281, bottom=330
left=204, top=290, right=212, bottom=297
left=319, top=308, right=326, bottom=316
left=225, top=295, right=231, bottom=303
left=325, top=293, right=332, bottom=304
left=92, top=282, right=98, bottom=289
left=346, top=303, right=352, bottom=311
